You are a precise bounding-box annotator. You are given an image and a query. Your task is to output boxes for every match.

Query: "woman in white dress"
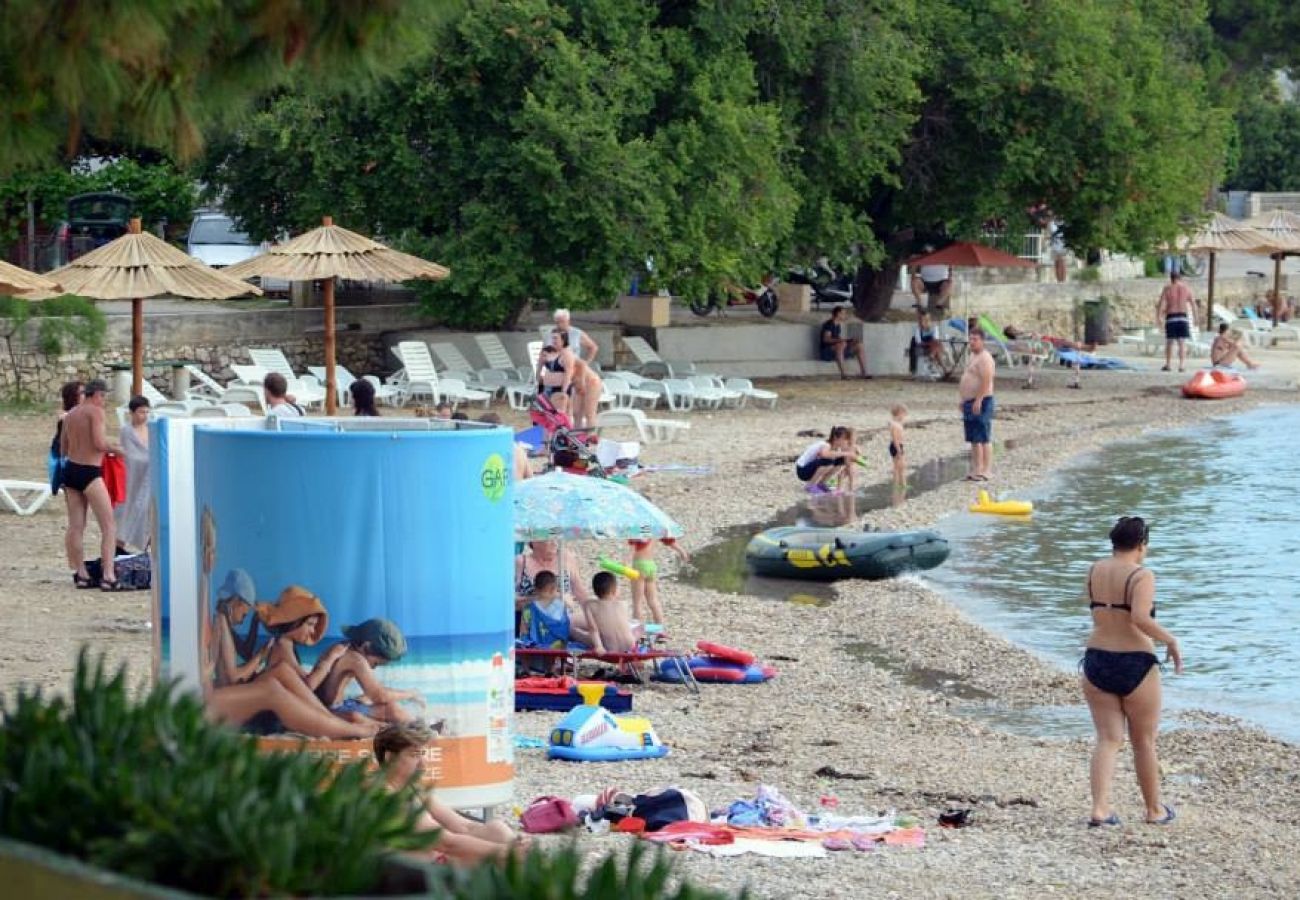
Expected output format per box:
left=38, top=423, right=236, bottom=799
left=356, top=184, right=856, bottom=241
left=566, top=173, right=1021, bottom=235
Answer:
left=114, top=395, right=151, bottom=552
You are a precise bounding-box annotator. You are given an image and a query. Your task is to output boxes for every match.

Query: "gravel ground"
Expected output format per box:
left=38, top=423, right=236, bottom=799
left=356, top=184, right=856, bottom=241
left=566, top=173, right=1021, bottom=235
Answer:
left=2, top=357, right=1299, bottom=899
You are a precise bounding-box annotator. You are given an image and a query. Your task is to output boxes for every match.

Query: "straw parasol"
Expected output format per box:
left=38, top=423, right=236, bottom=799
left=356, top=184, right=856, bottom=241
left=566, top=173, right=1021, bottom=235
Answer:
left=1245, top=209, right=1300, bottom=323
left=1182, top=213, right=1280, bottom=332
left=222, top=216, right=450, bottom=414
left=31, top=219, right=261, bottom=397
left=0, top=259, right=62, bottom=296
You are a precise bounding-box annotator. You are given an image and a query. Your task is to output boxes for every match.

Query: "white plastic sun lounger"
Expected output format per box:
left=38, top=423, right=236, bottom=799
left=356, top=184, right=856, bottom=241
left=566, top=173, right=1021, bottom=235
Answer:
left=0, top=480, right=52, bottom=516
left=595, top=408, right=690, bottom=444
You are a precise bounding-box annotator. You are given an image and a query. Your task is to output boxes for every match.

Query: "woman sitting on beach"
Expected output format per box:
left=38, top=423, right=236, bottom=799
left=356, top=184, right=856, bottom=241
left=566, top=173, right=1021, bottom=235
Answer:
left=374, top=722, right=527, bottom=867
left=1080, top=516, right=1182, bottom=827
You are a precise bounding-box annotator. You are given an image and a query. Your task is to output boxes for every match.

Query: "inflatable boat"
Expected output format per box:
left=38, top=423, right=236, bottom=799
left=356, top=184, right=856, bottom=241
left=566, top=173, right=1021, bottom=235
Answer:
left=1182, top=369, right=1246, bottom=400
left=745, top=527, right=949, bottom=581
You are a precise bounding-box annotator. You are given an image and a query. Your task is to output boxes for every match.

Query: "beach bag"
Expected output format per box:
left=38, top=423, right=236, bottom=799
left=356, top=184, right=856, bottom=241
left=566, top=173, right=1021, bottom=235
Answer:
left=520, top=796, right=579, bottom=834
left=102, top=453, right=127, bottom=505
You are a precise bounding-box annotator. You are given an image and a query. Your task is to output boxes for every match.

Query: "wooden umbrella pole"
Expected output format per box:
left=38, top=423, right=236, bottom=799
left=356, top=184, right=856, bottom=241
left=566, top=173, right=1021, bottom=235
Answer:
left=132, top=297, right=144, bottom=398
left=1273, top=254, right=1284, bottom=324
left=1205, top=252, right=1216, bottom=334
left=324, top=276, right=337, bottom=414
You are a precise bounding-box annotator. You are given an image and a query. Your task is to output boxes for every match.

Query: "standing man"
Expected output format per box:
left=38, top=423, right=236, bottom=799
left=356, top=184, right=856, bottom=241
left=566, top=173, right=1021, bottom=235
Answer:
left=1155, top=271, right=1198, bottom=373
left=959, top=329, right=996, bottom=481
left=61, top=379, right=123, bottom=590
left=820, top=305, right=871, bottom=379
left=552, top=309, right=599, bottom=364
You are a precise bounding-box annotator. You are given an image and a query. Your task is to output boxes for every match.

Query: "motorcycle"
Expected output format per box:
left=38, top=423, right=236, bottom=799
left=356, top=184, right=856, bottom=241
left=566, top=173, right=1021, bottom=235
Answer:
left=689, top=277, right=779, bottom=318
left=785, top=257, right=853, bottom=309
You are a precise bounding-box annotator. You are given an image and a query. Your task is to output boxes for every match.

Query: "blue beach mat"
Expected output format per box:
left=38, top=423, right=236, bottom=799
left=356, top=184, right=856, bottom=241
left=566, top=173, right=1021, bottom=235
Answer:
left=1056, top=348, right=1134, bottom=370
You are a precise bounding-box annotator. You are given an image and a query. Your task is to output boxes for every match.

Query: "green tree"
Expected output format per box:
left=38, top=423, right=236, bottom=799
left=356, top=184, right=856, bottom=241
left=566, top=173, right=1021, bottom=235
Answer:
left=1225, top=90, right=1300, bottom=190
left=846, top=0, right=1231, bottom=318
left=0, top=0, right=453, bottom=174
left=0, top=295, right=105, bottom=400
left=1210, top=0, right=1300, bottom=74
left=203, top=0, right=799, bottom=327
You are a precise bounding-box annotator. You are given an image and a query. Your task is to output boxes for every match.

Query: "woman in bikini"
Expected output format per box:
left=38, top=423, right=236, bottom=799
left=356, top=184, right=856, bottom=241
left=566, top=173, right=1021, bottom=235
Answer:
left=1081, top=516, right=1183, bottom=827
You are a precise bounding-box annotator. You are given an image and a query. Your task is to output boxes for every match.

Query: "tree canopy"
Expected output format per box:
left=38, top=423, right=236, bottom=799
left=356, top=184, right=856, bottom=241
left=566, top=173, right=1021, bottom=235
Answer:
left=200, top=0, right=1233, bottom=325
left=0, top=0, right=452, bottom=174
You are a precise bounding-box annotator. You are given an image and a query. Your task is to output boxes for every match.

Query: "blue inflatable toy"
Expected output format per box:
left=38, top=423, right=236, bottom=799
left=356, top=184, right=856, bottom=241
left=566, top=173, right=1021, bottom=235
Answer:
left=547, top=684, right=669, bottom=762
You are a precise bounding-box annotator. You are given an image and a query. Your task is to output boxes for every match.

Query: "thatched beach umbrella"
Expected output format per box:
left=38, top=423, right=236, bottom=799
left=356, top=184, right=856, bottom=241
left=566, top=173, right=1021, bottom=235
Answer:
left=33, top=219, right=261, bottom=397
left=0, top=259, right=61, bottom=296
left=222, top=216, right=450, bottom=414
left=1183, top=213, right=1280, bottom=332
left=1245, top=209, right=1300, bottom=323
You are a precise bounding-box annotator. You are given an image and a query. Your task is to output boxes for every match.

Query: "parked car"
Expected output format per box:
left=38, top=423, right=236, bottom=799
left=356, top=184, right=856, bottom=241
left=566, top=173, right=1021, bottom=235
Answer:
left=187, top=211, right=288, bottom=293
left=62, top=191, right=134, bottom=262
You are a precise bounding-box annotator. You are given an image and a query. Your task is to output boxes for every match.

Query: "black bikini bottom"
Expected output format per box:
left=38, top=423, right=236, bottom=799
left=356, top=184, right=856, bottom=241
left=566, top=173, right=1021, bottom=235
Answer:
left=62, top=461, right=102, bottom=493
left=1082, top=648, right=1159, bottom=697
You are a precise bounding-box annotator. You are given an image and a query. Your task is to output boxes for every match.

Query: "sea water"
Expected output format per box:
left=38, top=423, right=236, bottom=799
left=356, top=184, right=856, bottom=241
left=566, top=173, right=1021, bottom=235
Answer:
left=928, top=405, right=1300, bottom=744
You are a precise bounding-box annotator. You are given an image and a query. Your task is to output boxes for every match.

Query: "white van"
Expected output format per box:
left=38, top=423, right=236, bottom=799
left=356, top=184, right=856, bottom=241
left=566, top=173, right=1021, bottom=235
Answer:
left=187, top=212, right=289, bottom=293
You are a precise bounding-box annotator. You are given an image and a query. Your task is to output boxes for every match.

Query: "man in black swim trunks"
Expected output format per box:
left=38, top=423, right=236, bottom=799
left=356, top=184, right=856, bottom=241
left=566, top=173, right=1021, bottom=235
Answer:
left=60, top=379, right=123, bottom=590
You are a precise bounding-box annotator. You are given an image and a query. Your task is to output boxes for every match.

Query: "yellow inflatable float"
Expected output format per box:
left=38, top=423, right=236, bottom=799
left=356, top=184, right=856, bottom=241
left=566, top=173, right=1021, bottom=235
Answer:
left=969, top=489, right=1033, bottom=516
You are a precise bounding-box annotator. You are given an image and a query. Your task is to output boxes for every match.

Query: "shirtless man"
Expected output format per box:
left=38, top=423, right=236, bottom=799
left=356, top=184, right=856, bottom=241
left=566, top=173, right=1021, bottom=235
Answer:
left=60, top=379, right=122, bottom=589
left=959, top=330, right=996, bottom=481
left=1210, top=323, right=1259, bottom=370
left=1155, top=272, right=1199, bottom=373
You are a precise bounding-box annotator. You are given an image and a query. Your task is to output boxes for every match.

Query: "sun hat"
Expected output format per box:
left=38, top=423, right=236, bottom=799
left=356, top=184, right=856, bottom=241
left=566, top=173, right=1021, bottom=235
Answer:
left=217, top=569, right=255, bottom=604
left=343, top=618, right=408, bottom=662
left=256, top=585, right=328, bottom=643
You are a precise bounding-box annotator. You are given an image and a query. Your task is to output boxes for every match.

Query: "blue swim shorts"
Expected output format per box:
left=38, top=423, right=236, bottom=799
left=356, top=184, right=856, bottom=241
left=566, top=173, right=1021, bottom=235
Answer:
left=961, top=396, right=995, bottom=444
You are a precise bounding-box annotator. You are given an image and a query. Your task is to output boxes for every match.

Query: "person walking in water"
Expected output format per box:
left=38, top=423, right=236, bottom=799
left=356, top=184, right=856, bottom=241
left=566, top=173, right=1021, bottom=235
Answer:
left=958, top=329, right=995, bottom=482
left=1081, top=516, right=1182, bottom=827
left=1156, top=271, right=1199, bottom=373
left=60, top=379, right=123, bottom=590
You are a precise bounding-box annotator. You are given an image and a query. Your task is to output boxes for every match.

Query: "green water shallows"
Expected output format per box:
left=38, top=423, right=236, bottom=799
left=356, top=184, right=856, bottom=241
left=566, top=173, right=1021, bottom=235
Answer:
left=928, top=406, right=1300, bottom=744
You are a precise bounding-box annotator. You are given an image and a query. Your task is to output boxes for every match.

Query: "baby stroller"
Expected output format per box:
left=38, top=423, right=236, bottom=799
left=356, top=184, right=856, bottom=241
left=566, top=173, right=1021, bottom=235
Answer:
left=529, top=393, right=604, bottom=477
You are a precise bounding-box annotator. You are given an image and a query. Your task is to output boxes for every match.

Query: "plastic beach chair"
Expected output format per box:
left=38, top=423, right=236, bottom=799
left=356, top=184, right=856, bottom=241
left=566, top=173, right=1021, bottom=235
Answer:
left=723, top=377, right=779, bottom=409
left=0, top=480, right=52, bottom=516
left=391, top=342, right=492, bottom=409
left=595, top=408, right=690, bottom=444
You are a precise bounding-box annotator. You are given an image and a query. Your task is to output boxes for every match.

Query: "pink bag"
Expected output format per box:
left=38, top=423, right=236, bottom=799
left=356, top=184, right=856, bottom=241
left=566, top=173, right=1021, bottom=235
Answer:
left=520, top=795, right=579, bottom=834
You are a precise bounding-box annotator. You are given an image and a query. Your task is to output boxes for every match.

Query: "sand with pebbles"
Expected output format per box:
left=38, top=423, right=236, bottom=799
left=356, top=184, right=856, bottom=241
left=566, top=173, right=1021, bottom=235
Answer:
left=2, top=359, right=1299, bottom=899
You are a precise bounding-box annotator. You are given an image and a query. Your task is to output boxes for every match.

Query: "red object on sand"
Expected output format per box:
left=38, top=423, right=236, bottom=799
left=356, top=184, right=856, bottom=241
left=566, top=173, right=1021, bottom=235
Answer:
left=1181, top=369, right=1246, bottom=399
left=906, top=241, right=1035, bottom=270
left=695, top=641, right=755, bottom=665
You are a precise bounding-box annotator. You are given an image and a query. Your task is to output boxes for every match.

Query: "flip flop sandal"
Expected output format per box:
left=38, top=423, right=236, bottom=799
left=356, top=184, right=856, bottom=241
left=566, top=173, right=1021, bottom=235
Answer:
left=73, top=572, right=99, bottom=589
left=1146, top=804, right=1177, bottom=825
left=99, top=578, right=128, bottom=592
left=1088, top=813, right=1122, bottom=828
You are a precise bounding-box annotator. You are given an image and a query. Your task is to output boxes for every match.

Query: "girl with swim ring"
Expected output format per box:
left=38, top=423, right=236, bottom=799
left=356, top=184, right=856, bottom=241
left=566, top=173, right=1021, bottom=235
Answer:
left=628, top=537, right=689, bottom=628
left=794, top=425, right=858, bottom=495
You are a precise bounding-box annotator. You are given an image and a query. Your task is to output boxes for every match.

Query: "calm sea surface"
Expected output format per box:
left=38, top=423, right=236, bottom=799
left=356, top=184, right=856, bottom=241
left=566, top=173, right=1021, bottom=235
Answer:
left=928, top=405, right=1300, bottom=743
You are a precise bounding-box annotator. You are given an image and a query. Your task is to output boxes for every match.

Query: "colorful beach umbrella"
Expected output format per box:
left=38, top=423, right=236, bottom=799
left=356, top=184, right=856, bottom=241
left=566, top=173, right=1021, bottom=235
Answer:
left=512, top=471, right=684, bottom=541
left=30, top=218, right=260, bottom=397
left=222, top=216, right=450, bottom=414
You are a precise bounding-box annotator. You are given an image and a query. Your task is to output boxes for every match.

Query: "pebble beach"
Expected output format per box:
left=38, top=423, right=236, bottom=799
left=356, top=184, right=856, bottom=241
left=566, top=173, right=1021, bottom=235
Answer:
left=3, top=359, right=1299, bottom=899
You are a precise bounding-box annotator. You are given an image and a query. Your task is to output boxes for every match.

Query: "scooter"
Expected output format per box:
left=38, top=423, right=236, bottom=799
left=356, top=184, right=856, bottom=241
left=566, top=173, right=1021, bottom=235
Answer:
left=786, top=258, right=853, bottom=309
left=689, top=277, right=779, bottom=318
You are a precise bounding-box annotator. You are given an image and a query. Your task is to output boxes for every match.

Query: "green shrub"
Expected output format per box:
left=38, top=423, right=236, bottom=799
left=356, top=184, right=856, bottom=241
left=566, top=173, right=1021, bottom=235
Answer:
left=1076, top=265, right=1101, bottom=283
left=0, top=652, right=741, bottom=899
left=0, top=651, right=435, bottom=897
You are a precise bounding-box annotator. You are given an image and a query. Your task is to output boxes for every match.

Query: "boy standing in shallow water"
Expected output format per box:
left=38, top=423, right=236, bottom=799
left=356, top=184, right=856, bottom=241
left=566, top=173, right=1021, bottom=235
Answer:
left=888, top=404, right=907, bottom=488
left=629, top=537, right=688, bottom=627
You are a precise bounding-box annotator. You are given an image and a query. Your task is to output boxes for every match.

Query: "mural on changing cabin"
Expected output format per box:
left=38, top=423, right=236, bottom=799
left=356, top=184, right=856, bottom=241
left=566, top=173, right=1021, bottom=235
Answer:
left=157, top=421, right=516, bottom=808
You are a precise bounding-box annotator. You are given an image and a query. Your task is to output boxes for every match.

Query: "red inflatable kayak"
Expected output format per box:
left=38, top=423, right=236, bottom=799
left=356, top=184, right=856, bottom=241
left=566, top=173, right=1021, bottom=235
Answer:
left=1182, top=369, right=1246, bottom=399
left=695, top=641, right=755, bottom=665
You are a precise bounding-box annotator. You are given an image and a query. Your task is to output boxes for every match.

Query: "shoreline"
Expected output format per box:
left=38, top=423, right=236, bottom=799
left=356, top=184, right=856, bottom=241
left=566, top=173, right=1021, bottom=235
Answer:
left=3, top=367, right=1299, bottom=897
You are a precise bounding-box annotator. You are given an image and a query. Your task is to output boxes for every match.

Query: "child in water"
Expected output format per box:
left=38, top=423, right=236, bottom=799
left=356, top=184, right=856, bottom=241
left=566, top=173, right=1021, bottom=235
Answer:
left=628, top=537, right=688, bottom=628
left=794, top=425, right=859, bottom=495
left=888, top=405, right=907, bottom=488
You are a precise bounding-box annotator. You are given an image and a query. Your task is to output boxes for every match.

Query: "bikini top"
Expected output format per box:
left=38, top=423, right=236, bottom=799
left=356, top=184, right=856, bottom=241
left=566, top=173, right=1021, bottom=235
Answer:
left=544, top=354, right=566, bottom=374
left=1087, top=564, right=1154, bottom=617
